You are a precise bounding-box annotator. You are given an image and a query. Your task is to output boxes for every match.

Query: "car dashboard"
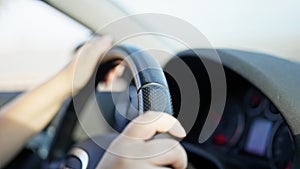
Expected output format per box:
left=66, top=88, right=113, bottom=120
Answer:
left=163, top=49, right=297, bottom=169
left=2, top=48, right=298, bottom=169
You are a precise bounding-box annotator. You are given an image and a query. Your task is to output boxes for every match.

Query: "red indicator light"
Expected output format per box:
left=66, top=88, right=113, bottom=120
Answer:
left=213, top=134, right=227, bottom=145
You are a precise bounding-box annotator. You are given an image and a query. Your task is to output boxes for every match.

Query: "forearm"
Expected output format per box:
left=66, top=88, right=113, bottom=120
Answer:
left=0, top=68, right=71, bottom=166
left=0, top=35, right=112, bottom=167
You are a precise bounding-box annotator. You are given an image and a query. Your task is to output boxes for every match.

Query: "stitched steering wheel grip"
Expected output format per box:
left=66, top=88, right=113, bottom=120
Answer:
left=62, top=45, right=174, bottom=169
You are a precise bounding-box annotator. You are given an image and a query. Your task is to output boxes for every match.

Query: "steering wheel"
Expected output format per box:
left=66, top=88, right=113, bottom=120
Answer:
left=62, top=45, right=175, bottom=169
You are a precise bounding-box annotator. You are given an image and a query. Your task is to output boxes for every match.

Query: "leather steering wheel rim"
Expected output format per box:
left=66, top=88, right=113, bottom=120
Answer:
left=62, top=45, right=174, bottom=169
left=100, top=45, right=174, bottom=116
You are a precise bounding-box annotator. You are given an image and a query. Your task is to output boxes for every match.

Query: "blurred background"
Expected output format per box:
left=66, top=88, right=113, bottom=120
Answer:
left=116, top=0, right=300, bottom=61
left=0, top=0, right=299, bottom=91
left=0, top=0, right=90, bottom=91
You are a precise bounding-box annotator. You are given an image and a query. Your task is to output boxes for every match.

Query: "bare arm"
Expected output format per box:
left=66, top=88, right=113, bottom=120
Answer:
left=0, top=36, right=112, bottom=167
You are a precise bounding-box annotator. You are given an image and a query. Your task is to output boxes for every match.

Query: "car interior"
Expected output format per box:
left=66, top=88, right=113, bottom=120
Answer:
left=0, top=1, right=299, bottom=169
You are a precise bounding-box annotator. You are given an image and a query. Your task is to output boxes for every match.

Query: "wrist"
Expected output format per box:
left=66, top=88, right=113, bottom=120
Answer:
left=55, top=67, right=73, bottom=98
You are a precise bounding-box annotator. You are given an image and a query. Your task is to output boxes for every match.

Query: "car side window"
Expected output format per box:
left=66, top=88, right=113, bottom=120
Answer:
left=0, top=0, right=91, bottom=91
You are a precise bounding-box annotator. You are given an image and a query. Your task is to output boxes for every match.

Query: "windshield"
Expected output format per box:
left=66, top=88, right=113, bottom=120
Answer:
left=1, top=0, right=299, bottom=91
left=115, top=0, right=300, bottom=62
left=0, top=0, right=90, bottom=91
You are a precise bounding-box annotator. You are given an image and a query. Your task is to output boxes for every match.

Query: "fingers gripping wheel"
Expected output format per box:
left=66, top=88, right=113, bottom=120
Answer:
left=62, top=45, right=174, bottom=169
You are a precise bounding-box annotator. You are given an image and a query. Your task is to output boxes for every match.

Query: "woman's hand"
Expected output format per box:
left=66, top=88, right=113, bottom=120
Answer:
left=0, top=35, right=112, bottom=167
left=97, top=111, right=188, bottom=169
left=62, top=35, right=112, bottom=94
